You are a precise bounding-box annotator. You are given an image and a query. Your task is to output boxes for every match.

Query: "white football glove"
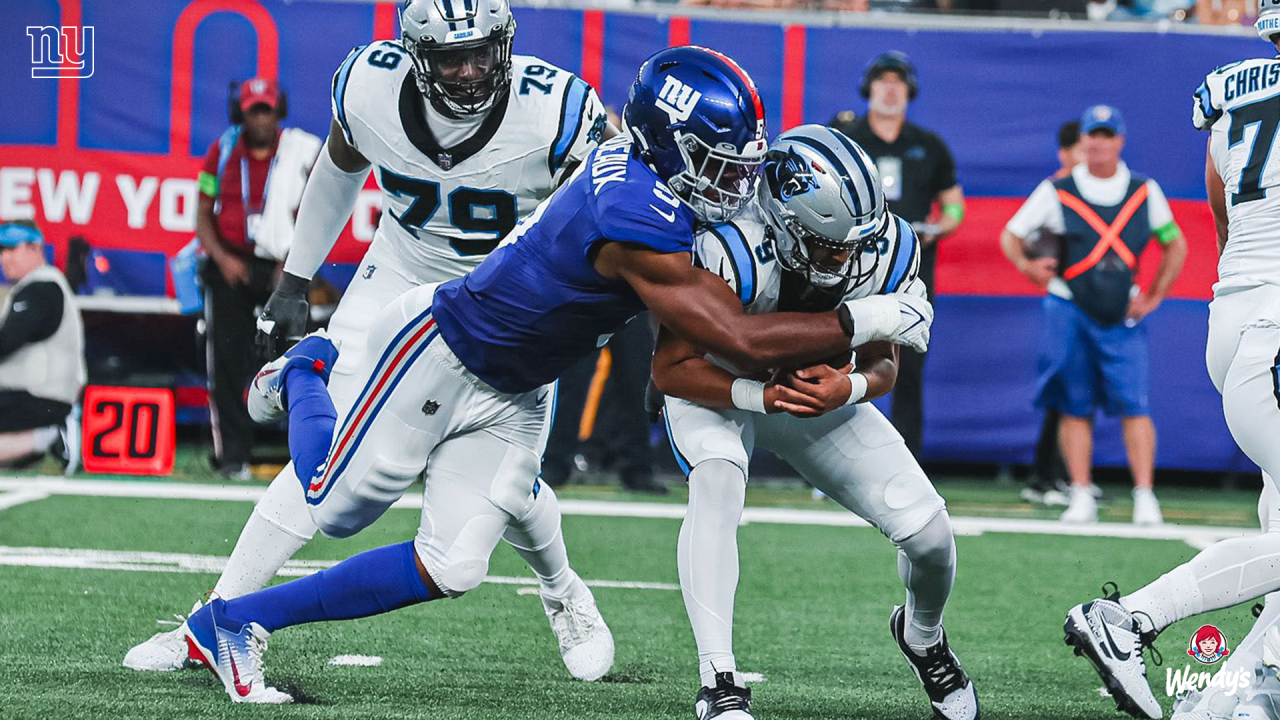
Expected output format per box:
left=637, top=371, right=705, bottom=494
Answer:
left=840, top=289, right=934, bottom=354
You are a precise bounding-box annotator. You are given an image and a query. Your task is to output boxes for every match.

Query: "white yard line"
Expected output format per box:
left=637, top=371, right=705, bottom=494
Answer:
left=0, top=545, right=679, bottom=591
left=0, top=476, right=1253, bottom=548
left=0, top=489, right=50, bottom=511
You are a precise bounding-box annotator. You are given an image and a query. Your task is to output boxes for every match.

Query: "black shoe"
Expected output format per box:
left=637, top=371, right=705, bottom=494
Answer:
left=695, top=672, right=753, bottom=720
left=890, top=606, right=980, bottom=720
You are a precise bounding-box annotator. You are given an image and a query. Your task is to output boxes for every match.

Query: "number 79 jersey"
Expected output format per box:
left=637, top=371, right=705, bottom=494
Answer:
left=333, top=41, right=607, bottom=282
left=1194, top=57, right=1280, bottom=289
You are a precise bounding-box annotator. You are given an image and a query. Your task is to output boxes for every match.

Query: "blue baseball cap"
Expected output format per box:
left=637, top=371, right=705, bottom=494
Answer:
left=0, top=223, right=42, bottom=248
left=1081, top=105, right=1126, bottom=136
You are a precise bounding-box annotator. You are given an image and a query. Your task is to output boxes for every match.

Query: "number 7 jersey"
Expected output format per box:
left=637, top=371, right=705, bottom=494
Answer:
left=1194, top=57, right=1280, bottom=290
left=333, top=41, right=607, bottom=281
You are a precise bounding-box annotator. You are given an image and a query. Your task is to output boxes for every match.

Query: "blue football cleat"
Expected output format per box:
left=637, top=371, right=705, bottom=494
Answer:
left=182, top=598, right=291, bottom=704
left=247, top=329, right=339, bottom=424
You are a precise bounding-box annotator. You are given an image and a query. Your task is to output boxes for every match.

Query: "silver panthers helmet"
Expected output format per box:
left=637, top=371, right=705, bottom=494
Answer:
left=401, top=0, right=516, bottom=116
left=757, top=124, right=888, bottom=289
left=1260, top=0, right=1280, bottom=43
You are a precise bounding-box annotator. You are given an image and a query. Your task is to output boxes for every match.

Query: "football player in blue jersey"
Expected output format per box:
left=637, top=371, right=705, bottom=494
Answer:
left=179, top=46, right=934, bottom=704
left=126, top=0, right=617, bottom=683
left=654, top=125, right=977, bottom=720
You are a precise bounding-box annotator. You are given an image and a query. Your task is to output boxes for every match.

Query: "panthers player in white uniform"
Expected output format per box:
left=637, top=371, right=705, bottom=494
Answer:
left=654, top=126, right=977, bottom=720
left=124, top=0, right=615, bottom=681
left=1063, top=4, right=1280, bottom=719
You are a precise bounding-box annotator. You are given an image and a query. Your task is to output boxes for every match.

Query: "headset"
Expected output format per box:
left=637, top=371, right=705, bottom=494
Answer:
left=859, top=51, right=919, bottom=101
left=227, top=80, right=288, bottom=125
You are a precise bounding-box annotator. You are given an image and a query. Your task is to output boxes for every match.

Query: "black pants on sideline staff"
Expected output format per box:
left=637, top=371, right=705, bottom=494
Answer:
left=0, top=390, right=70, bottom=433
left=891, top=244, right=935, bottom=457
left=202, top=256, right=276, bottom=469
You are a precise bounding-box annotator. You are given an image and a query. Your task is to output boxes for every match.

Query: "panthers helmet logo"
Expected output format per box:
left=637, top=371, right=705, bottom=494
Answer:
left=765, top=147, right=817, bottom=202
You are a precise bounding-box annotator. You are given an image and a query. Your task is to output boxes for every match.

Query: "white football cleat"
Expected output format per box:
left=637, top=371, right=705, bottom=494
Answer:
left=542, top=578, right=614, bottom=682
left=1061, top=487, right=1099, bottom=524
left=1172, top=687, right=1239, bottom=720
left=247, top=329, right=338, bottom=424
left=183, top=598, right=291, bottom=704
left=1064, top=588, right=1162, bottom=719
left=123, top=598, right=207, bottom=672
left=1133, top=489, right=1164, bottom=526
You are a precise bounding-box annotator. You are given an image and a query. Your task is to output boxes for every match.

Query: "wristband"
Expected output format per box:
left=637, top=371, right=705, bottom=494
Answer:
left=844, top=372, right=869, bottom=406
left=730, top=378, right=767, bottom=414
left=942, top=203, right=965, bottom=224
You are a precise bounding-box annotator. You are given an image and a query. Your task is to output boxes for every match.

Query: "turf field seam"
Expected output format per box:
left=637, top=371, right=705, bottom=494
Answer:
left=0, top=476, right=1253, bottom=547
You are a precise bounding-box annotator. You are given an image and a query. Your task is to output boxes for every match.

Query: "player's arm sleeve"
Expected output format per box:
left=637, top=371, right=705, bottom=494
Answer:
left=197, top=142, right=220, bottom=199
left=1004, top=180, right=1056, bottom=239
left=282, top=137, right=371, bottom=281
left=877, top=216, right=921, bottom=295
left=694, top=222, right=759, bottom=306
left=1193, top=74, right=1225, bottom=131
left=597, top=187, right=694, bottom=254
left=550, top=78, right=608, bottom=181
left=1145, top=180, right=1182, bottom=244
left=0, top=282, right=63, bottom=361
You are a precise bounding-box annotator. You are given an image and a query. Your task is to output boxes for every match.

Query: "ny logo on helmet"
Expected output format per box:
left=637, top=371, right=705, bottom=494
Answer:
left=656, top=76, right=703, bottom=124
left=766, top=148, right=817, bottom=201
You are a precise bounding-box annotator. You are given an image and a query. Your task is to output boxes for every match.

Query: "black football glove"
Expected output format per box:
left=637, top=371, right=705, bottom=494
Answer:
left=256, top=272, right=310, bottom=358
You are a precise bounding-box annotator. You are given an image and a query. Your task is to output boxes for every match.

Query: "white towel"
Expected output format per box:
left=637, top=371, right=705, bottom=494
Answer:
left=253, top=127, right=323, bottom=261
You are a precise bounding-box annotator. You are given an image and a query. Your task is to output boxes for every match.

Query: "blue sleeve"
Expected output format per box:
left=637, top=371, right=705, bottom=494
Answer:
left=596, top=183, right=694, bottom=254
left=549, top=76, right=591, bottom=173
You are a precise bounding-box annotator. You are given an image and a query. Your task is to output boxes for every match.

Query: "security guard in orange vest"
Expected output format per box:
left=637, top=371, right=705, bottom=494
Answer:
left=1000, top=105, right=1188, bottom=526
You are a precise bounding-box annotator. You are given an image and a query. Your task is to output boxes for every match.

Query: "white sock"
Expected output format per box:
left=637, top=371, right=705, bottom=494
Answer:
left=678, top=459, right=746, bottom=689
left=504, top=483, right=579, bottom=600
left=212, top=463, right=316, bottom=598
left=897, top=511, right=956, bottom=651
left=1121, top=532, right=1280, bottom=635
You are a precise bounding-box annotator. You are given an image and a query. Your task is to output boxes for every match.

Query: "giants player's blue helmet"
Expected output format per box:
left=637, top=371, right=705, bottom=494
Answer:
left=623, top=46, right=768, bottom=224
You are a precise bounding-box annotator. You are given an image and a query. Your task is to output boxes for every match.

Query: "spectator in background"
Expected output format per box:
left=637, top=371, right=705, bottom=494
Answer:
left=1020, top=119, right=1083, bottom=506
left=1000, top=105, right=1187, bottom=525
left=197, top=77, right=321, bottom=480
left=841, top=51, right=964, bottom=458
left=0, top=222, right=85, bottom=467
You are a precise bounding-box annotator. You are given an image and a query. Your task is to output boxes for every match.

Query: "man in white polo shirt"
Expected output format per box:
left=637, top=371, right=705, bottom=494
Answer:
left=999, top=105, right=1187, bottom=525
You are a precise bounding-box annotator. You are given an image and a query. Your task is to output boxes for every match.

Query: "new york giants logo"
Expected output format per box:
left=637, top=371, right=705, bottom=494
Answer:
left=27, top=26, right=94, bottom=79
left=655, top=76, right=702, bottom=124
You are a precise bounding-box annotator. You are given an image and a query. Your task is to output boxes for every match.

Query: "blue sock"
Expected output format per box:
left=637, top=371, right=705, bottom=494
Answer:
left=220, top=541, right=432, bottom=633
left=282, top=365, right=337, bottom=484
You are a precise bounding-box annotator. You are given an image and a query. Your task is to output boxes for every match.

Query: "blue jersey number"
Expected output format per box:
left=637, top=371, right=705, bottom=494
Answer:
left=380, top=168, right=517, bottom=256
left=519, top=64, right=557, bottom=95
left=754, top=242, right=776, bottom=265
left=367, top=49, right=402, bottom=70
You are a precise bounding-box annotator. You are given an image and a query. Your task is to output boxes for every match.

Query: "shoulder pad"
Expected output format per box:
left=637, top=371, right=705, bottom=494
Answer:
left=878, top=215, right=920, bottom=295
left=694, top=220, right=767, bottom=306
left=331, top=41, right=407, bottom=147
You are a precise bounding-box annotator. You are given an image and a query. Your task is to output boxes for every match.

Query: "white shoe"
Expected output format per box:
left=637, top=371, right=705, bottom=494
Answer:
left=1133, top=489, right=1164, bottom=526
left=1064, top=591, right=1162, bottom=719
left=542, top=579, right=614, bottom=682
left=183, top=598, right=291, bottom=704
left=247, top=330, right=338, bottom=424
left=1172, top=687, right=1239, bottom=719
left=1061, top=487, right=1099, bottom=524
left=123, top=598, right=207, bottom=671
left=1235, top=629, right=1280, bottom=719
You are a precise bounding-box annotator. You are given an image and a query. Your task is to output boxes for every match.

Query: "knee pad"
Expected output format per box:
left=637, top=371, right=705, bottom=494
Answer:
left=897, top=510, right=955, bottom=571
left=504, top=481, right=562, bottom=553
left=416, top=511, right=507, bottom=598
left=688, top=458, right=747, bottom=491
left=686, top=459, right=747, bottom=523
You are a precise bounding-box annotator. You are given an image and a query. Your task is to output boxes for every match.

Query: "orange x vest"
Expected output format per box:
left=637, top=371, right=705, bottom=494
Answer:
left=1053, top=173, right=1150, bottom=326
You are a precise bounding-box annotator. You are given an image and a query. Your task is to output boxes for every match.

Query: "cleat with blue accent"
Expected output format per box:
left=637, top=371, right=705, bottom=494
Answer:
left=182, top=598, right=291, bottom=704
left=247, top=329, right=339, bottom=424
left=891, top=605, right=980, bottom=720
left=1064, top=584, right=1162, bottom=719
